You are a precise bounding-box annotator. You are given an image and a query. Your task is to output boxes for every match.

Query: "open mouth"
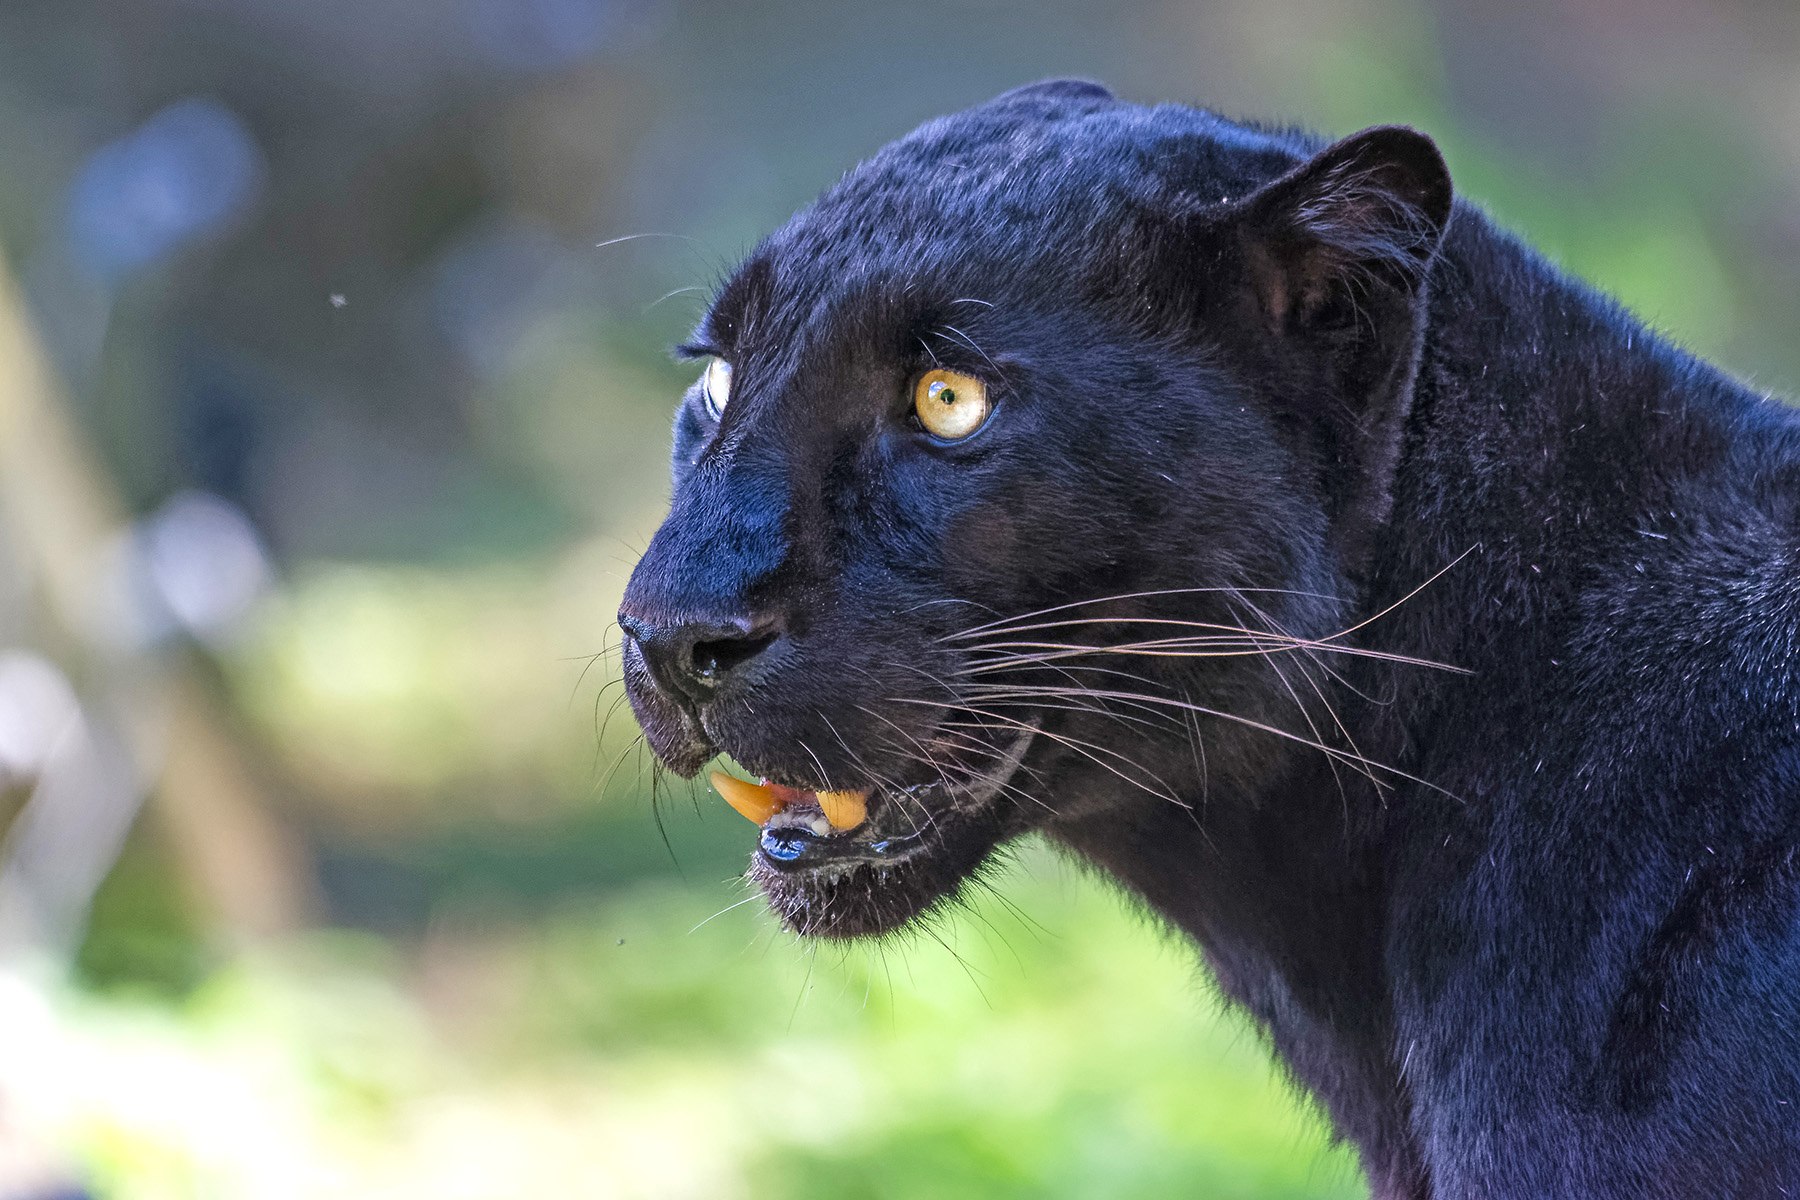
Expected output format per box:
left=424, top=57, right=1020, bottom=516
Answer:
left=709, top=724, right=1038, bottom=876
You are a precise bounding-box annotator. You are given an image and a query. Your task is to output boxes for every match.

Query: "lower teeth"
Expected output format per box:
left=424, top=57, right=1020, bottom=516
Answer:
left=765, top=806, right=833, bottom=837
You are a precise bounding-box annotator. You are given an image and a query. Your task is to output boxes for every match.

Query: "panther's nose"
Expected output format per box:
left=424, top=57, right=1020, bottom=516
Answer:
left=618, top=610, right=782, bottom=704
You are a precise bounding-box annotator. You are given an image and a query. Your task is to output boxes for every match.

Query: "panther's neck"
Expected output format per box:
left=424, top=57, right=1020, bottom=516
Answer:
left=1049, top=205, right=1778, bottom=1199
left=1377, top=207, right=1756, bottom=674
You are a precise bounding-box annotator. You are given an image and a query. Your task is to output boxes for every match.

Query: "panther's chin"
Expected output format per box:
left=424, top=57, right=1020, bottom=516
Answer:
left=741, top=725, right=1037, bottom=940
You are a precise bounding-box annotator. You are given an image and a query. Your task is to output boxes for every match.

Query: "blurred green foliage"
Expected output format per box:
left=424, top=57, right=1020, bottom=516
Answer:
left=63, top=855, right=1364, bottom=1199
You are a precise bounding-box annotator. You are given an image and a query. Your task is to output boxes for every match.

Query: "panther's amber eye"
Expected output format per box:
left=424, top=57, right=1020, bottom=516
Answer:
left=700, top=359, right=731, bottom=420
left=912, top=369, right=990, bottom=440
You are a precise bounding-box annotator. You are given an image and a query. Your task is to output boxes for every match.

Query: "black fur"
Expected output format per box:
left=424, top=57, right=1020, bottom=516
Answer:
left=618, top=80, right=1800, bottom=1196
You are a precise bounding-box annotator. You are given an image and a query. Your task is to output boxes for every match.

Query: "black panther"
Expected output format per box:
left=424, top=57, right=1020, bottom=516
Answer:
left=616, top=80, right=1800, bottom=1197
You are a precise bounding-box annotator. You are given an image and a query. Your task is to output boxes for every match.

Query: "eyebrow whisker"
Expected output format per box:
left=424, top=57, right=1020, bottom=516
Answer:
left=934, top=322, right=1000, bottom=373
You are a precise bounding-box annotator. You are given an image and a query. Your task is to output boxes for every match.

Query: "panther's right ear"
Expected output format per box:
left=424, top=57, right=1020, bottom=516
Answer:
left=1231, top=126, right=1453, bottom=333
left=1150, top=127, right=1454, bottom=571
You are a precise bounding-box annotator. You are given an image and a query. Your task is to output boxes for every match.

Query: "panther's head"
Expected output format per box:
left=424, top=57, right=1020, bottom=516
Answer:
left=618, top=80, right=1452, bottom=938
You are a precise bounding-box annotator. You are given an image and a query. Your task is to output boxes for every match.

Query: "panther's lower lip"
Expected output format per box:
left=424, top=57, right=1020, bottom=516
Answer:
left=757, top=820, right=930, bottom=870
left=750, top=723, right=1037, bottom=874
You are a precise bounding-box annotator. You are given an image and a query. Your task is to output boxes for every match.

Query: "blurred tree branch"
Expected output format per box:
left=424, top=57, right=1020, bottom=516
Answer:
left=0, top=259, right=316, bottom=953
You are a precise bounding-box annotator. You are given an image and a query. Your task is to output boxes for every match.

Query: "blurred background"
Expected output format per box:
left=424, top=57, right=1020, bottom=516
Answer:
left=0, top=0, right=1796, bottom=1195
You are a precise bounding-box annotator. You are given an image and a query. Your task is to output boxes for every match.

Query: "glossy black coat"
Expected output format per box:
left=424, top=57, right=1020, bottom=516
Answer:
left=619, top=81, right=1800, bottom=1197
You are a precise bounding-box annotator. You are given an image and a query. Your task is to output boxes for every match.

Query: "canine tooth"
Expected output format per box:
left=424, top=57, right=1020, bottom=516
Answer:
left=710, top=771, right=784, bottom=825
left=816, top=788, right=869, bottom=831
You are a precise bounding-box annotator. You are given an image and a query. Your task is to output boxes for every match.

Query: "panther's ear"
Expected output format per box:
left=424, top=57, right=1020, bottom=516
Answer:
left=1172, top=127, right=1452, bottom=572
left=1235, top=126, right=1452, bottom=331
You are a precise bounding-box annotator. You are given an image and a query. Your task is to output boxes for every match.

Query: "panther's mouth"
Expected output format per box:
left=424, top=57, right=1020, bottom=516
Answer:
left=720, top=724, right=1039, bottom=939
left=712, top=724, right=1037, bottom=874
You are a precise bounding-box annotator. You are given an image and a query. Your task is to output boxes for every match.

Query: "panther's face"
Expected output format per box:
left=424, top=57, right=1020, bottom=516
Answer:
left=618, top=81, right=1451, bottom=937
